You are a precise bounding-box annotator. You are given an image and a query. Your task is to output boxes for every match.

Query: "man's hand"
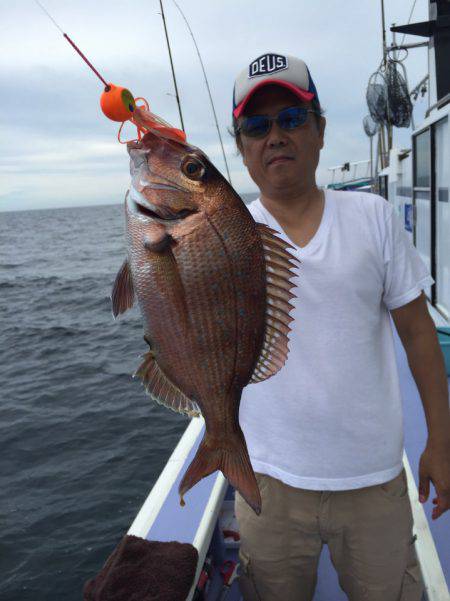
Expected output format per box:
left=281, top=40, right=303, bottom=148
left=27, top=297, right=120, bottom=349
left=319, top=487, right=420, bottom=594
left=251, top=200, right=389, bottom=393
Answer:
left=419, top=439, right=450, bottom=519
left=392, top=294, right=450, bottom=520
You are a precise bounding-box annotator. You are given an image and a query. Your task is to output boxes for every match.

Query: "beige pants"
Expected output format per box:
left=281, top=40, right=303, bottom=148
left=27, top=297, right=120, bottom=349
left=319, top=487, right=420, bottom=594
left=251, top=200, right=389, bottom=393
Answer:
left=235, top=469, right=424, bottom=601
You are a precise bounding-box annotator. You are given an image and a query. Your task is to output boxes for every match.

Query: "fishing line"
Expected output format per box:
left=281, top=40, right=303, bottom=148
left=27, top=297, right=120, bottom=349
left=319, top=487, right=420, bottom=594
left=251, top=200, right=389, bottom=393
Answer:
left=171, top=0, right=233, bottom=185
left=33, top=0, right=110, bottom=90
left=34, top=0, right=63, bottom=32
left=400, top=0, right=418, bottom=47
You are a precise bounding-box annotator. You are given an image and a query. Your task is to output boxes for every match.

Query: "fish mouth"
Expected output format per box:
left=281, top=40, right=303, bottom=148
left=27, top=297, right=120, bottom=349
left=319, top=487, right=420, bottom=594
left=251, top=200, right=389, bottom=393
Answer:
left=141, top=174, right=189, bottom=194
left=128, top=185, right=196, bottom=222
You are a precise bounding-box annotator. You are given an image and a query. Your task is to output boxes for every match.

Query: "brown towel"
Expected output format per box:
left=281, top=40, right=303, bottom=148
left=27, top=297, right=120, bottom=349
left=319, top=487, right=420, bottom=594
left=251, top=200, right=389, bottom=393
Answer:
left=83, top=535, right=199, bottom=601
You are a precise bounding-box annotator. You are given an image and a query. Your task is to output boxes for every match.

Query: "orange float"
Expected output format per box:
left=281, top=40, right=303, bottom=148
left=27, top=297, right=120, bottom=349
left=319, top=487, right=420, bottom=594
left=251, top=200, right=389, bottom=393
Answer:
left=100, top=84, right=136, bottom=122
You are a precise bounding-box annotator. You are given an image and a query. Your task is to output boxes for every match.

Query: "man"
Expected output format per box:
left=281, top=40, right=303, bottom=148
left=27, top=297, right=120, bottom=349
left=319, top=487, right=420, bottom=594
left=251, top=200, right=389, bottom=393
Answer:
left=232, top=53, right=450, bottom=601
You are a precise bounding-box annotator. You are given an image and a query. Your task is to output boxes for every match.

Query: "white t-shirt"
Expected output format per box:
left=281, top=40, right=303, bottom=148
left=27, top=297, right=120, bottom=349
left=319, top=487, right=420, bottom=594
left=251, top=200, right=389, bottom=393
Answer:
left=240, top=190, right=433, bottom=490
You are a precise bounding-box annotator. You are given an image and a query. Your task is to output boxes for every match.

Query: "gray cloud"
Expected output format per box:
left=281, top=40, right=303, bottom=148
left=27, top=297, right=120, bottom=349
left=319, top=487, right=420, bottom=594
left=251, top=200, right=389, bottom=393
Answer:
left=1, top=0, right=429, bottom=211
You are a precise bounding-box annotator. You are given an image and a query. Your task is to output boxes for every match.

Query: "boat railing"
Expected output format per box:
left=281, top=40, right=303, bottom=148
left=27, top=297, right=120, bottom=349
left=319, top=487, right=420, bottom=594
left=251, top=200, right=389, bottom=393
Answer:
left=328, top=159, right=373, bottom=187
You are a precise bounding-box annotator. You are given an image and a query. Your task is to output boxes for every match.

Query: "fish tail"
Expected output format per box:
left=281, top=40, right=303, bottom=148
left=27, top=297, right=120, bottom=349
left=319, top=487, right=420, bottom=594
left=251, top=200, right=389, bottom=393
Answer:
left=179, top=429, right=262, bottom=515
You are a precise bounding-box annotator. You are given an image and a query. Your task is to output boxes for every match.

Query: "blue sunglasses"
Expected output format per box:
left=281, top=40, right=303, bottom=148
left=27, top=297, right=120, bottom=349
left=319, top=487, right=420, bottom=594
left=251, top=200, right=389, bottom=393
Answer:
left=236, top=106, right=319, bottom=138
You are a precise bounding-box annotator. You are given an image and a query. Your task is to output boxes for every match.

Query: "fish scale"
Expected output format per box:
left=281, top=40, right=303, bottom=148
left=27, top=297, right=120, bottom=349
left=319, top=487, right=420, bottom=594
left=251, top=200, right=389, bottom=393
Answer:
left=127, top=228, right=191, bottom=395
left=207, top=204, right=266, bottom=388
left=171, top=220, right=236, bottom=399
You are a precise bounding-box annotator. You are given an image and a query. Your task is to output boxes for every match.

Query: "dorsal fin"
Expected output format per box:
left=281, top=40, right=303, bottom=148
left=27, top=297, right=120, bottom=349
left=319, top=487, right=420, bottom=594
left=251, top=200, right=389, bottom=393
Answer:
left=111, top=259, right=135, bottom=317
left=250, top=223, right=299, bottom=384
left=134, top=348, right=201, bottom=417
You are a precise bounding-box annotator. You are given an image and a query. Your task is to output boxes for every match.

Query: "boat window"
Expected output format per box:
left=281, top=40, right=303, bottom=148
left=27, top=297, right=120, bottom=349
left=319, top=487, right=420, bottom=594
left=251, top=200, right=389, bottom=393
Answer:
left=378, top=175, right=388, bottom=200
left=413, top=127, right=432, bottom=300
left=435, top=117, right=449, bottom=318
left=414, top=129, right=431, bottom=188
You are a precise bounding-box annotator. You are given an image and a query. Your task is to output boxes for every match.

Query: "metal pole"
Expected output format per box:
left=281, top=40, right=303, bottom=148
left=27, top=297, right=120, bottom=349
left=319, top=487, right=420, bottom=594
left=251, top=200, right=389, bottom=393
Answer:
left=387, top=22, right=397, bottom=155
left=381, top=0, right=387, bottom=66
left=370, top=136, right=374, bottom=185
left=159, top=0, right=185, bottom=132
left=378, top=129, right=382, bottom=172
left=382, top=125, right=388, bottom=168
left=379, top=125, right=386, bottom=170
left=375, top=132, right=381, bottom=192
left=388, top=41, right=429, bottom=51
left=380, top=0, right=390, bottom=166
left=392, top=22, right=397, bottom=61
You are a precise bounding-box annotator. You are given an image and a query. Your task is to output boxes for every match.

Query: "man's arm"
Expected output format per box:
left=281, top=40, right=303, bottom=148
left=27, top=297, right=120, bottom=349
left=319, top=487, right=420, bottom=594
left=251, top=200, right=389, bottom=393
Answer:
left=391, top=292, right=450, bottom=519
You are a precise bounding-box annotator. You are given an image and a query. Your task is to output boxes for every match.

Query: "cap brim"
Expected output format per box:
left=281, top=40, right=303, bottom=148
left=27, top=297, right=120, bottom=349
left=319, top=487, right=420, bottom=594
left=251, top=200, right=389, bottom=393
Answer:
left=233, top=79, right=315, bottom=119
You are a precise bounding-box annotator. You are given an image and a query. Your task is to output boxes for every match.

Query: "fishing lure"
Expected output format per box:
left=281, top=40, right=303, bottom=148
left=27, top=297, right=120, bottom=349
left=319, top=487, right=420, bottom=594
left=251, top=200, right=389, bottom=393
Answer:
left=34, top=0, right=187, bottom=145
left=104, top=87, right=187, bottom=145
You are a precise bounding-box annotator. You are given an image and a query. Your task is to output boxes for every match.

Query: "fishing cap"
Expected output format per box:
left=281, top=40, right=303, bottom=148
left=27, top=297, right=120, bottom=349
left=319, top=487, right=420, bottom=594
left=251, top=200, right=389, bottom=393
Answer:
left=233, top=53, right=320, bottom=118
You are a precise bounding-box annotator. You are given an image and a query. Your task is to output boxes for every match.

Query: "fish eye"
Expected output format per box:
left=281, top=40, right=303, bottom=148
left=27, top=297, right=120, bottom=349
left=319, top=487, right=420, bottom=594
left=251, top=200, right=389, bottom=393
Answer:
left=181, top=156, right=206, bottom=181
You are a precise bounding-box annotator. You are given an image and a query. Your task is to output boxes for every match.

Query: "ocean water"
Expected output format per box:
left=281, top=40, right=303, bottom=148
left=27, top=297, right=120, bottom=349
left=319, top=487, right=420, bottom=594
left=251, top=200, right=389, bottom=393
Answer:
left=0, top=195, right=257, bottom=601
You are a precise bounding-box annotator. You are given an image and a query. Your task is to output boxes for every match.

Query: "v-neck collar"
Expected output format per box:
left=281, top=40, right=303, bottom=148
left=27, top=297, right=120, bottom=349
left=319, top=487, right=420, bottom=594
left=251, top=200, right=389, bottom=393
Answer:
left=254, top=190, right=334, bottom=255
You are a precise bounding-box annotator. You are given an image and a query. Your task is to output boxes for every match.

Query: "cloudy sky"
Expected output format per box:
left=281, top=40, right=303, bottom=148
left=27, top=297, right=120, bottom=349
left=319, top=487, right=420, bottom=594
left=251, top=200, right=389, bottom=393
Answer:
left=1, top=0, right=430, bottom=212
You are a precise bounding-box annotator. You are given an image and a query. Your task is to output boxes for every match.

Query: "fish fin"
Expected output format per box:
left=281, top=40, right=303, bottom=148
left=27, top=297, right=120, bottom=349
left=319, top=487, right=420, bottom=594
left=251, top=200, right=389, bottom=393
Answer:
left=250, top=223, right=299, bottom=383
left=134, top=350, right=201, bottom=417
left=111, top=259, right=135, bottom=318
left=179, top=429, right=261, bottom=515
